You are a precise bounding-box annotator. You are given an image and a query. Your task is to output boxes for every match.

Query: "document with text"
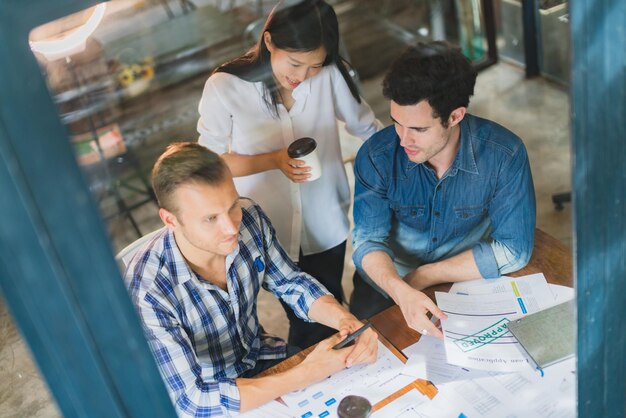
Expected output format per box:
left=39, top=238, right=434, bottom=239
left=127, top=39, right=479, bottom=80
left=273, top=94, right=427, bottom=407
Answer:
left=435, top=291, right=532, bottom=372
left=449, top=273, right=556, bottom=313
left=281, top=341, right=416, bottom=417
left=400, top=336, right=575, bottom=417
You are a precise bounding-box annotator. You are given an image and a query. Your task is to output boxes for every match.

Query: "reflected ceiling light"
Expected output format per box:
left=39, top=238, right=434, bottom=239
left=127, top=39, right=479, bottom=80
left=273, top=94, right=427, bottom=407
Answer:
left=30, top=3, right=107, bottom=60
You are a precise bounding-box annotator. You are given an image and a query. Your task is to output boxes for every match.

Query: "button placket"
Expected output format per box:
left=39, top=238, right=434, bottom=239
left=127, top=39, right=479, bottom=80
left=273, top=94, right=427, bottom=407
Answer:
left=430, top=180, right=444, bottom=251
left=227, top=268, right=240, bottom=318
left=279, top=109, right=302, bottom=260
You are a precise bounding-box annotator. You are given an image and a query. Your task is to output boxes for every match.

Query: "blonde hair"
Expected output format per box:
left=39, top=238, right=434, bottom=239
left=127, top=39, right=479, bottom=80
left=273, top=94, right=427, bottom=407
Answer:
left=151, top=142, right=229, bottom=215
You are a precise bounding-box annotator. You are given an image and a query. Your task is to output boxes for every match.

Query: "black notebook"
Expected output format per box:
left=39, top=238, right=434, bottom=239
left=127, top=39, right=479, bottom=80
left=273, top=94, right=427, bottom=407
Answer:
left=508, top=299, right=575, bottom=369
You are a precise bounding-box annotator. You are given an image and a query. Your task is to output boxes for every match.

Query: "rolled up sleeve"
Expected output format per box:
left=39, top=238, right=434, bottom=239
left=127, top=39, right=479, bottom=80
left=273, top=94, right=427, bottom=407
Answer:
left=474, top=141, right=535, bottom=278
left=331, top=65, right=383, bottom=140
left=351, top=143, right=395, bottom=271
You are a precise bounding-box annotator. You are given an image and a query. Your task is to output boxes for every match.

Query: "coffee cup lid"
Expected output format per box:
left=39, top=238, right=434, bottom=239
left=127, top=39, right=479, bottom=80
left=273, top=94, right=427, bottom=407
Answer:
left=288, top=137, right=317, bottom=158
left=337, top=395, right=372, bottom=418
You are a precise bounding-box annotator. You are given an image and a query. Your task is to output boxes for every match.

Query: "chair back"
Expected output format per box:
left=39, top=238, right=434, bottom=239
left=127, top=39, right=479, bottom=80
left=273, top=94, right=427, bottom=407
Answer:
left=115, top=228, right=165, bottom=270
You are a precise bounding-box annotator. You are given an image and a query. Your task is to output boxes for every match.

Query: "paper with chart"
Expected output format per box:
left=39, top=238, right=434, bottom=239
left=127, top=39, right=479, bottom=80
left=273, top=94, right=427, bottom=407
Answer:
left=549, top=283, right=575, bottom=303
left=403, top=334, right=491, bottom=385
left=399, top=336, right=575, bottom=417
left=239, top=399, right=294, bottom=417
left=281, top=341, right=416, bottom=417
left=414, top=359, right=575, bottom=418
left=435, top=291, right=533, bottom=371
left=371, top=389, right=429, bottom=417
left=449, top=273, right=556, bottom=313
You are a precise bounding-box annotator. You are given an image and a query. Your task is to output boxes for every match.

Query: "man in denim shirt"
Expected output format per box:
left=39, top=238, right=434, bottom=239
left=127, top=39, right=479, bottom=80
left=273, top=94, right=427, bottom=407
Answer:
left=351, top=42, right=536, bottom=338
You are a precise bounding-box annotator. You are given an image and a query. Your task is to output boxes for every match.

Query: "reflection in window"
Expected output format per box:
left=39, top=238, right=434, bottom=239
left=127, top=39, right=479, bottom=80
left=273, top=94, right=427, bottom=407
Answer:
left=29, top=0, right=493, bottom=253
left=0, top=294, right=62, bottom=417
left=495, top=0, right=569, bottom=84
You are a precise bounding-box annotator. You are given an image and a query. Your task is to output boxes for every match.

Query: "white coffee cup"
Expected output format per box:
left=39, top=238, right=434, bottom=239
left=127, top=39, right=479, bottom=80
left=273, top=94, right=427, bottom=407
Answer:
left=287, top=137, right=322, bottom=181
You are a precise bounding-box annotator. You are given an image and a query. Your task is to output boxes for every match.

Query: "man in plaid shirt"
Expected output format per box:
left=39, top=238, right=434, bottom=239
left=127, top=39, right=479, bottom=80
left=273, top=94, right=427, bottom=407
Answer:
left=125, top=142, right=377, bottom=417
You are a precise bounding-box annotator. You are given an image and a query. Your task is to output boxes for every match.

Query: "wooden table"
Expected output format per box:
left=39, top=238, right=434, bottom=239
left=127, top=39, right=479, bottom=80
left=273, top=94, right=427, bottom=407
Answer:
left=260, top=228, right=573, bottom=374
left=371, top=228, right=573, bottom=350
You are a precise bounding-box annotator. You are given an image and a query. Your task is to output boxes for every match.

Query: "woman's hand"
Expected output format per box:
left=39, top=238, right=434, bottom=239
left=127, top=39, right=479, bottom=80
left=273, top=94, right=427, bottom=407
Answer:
left=273, top=148, right=311, bottom=183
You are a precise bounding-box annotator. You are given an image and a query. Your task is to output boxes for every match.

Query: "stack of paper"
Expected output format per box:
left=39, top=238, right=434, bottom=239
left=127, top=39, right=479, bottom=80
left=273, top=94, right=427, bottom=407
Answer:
left=243, top=274, right=576, bottom=417
left=438, top=273, right=565, bottom=372
left=388, top=274, right=577, bottom=418
left=402, top=336, right=575, bottom=418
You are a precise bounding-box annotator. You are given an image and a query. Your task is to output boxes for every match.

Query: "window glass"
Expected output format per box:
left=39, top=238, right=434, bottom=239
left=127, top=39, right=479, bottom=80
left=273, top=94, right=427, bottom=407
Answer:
left=0, top=294, right=61, bottom=417
left=538, top=0, right=569, bottom=84
left=14, top=3, right=500, bottom=415
left=28, top=0, right=493, bottom=253
left=495, top=0, right=569, bottom=84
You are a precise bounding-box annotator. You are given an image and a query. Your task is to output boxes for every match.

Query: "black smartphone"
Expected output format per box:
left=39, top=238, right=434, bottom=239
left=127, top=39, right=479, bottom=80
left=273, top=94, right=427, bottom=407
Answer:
left=332, top=322, right=372, bottom=350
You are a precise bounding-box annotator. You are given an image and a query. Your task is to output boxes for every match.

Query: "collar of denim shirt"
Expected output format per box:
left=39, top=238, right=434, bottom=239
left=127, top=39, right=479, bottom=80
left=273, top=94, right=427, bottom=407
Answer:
left=400, top=115, right=480, bottom=177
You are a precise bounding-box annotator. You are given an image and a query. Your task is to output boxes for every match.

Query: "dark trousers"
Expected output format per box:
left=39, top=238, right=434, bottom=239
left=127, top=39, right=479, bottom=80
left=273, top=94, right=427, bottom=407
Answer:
left=349, top=269, right=395, bottom=320
left=280, top=241, right=346, bottom=349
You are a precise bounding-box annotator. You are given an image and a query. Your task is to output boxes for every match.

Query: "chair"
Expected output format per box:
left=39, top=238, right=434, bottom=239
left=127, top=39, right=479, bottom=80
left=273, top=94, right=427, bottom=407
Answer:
left=63, top=77, right=158, bottom=239
left=81, top=145, right=159, bottom=239
left=156, top=0, right=197, bottom=18
left=552, top=192, right=571, bottom=211
left=220, top=0, right=266, bottom=16
left=115, top=228, right=165, bottom=270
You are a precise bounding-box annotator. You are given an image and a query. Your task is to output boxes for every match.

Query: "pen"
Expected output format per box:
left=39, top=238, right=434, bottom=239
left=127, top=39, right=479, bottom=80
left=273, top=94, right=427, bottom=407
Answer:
left=332, top=322, right=372, bottom=350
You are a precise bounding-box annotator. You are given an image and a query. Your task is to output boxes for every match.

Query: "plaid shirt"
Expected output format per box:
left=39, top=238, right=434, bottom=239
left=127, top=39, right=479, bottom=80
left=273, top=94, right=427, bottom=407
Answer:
left=125, top=199, right=330, bottom=417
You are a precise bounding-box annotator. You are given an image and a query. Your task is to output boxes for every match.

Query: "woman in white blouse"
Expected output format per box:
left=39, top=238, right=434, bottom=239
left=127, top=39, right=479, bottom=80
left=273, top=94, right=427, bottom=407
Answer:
left=197, top=0, right=381, bottom=348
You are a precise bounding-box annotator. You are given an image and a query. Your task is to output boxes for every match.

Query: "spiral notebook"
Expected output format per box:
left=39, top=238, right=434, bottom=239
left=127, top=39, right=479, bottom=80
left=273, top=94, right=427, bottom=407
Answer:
left=508, top=300, right=575, bottom=369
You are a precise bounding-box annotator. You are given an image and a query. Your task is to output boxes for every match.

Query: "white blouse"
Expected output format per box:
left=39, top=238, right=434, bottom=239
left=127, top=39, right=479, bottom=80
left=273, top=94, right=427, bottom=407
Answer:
left=197, top=65, right=382, bottom=260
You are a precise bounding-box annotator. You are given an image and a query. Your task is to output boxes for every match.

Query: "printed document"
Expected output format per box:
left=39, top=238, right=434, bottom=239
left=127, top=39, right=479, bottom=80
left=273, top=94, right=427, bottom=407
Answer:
left=435, top=291, right=532, bottom=371
left=371, top=389, right=429, bottom=417
left=239, top=399, right=294, bottom=417
left=449, top=273, right=556, bottom=313
left=401, top=336, right=575, bottom=417
left=281, top=341, right=415, bottom=417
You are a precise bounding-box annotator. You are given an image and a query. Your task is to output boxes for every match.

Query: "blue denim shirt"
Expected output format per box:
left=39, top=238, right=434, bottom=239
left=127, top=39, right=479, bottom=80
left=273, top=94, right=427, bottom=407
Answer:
left=352, top=114, right=535, bottom=280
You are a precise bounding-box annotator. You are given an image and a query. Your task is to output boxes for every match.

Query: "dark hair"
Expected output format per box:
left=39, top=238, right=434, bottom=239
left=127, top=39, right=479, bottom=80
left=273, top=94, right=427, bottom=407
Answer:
left=215, top=0, right=360, bottom=115
left=382, top=41, right=477, bottom=128
left=151, top=142, right=229, bottom=214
